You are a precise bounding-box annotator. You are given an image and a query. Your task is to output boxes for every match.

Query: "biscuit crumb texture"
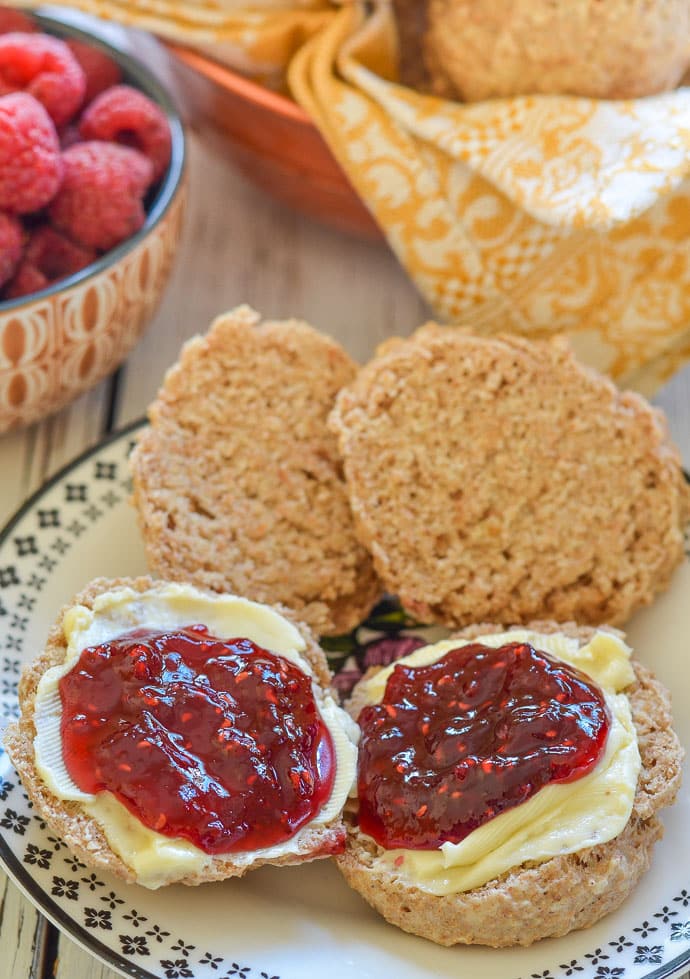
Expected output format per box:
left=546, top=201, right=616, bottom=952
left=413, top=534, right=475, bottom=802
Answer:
left=337, top=621, right=684, bottom=946
left=424, top=0, right=690, bottom=100
left=131, top=306, right=379, bottom=637
left=4, top=576, right=346, bottom=886
left=330, top=326, right=690, bottom=628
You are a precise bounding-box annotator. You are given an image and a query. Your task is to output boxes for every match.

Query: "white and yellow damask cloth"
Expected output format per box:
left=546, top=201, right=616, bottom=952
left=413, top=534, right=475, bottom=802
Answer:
left=20, top=0, right=690, bottom=393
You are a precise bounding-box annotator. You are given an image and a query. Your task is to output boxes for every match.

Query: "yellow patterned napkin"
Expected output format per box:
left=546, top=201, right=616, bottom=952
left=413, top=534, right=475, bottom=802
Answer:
left=20, top=0, right=690, bottom=392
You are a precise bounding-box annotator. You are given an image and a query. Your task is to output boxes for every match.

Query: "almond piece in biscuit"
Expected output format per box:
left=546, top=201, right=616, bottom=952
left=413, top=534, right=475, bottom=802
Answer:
left=130, top=305, right=380, bottom=637
left=4, top=576, right=354, bottom=887
left=329, top=326, right=690, bottom=628
left=337, top=621, right=684, bottom=947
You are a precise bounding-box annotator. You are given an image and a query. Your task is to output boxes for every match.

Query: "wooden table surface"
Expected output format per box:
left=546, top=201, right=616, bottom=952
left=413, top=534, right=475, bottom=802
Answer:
left=0, top=20, right=688, bottom=979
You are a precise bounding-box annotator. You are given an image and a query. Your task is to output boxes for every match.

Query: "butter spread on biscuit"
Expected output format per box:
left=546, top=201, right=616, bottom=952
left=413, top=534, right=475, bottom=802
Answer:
left=33, top=583, right=358, bottom=888
left=354, top=630, right=640, bottom=896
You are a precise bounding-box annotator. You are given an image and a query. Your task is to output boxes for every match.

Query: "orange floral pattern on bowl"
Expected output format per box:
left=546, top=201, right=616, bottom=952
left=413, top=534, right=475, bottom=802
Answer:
left=0, top=180, right=186, bottom=434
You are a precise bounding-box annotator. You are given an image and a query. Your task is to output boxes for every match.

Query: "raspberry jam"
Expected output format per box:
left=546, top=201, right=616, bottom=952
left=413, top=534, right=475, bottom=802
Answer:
left=356, top=642, right=610, bottom=850
left=59, top=626, right=336, bottom=854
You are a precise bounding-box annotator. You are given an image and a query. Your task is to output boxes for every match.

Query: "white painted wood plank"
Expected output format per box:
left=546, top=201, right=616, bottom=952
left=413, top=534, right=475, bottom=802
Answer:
left=0, top=874, right=51, bottom=978
left=115, top=132, right=429, bottom=424
left=654, top=365, right=690, bottom=469
left=0, top=381, right=113, bottom=524
left=0, top=427, right=37, bottom=518
left=0, top=874, right=122, bottom=979
left=53, top=934, right=120, bottom=979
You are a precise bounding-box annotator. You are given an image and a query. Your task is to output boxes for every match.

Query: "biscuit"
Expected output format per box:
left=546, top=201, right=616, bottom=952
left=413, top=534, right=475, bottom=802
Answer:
left=329, top=326, right=690, bottom=628
left=336, top=622, right=684, bottom=946
left=4, top=576, right=348, bottom=886
left=130, top=305, right=379, bottom=637
left=424, top=0, right=690, bottom=101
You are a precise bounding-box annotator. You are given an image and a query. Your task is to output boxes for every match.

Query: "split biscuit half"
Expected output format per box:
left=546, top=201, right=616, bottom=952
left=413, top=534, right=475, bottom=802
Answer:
left=131, top=306, right=380, bottom=636
left=330, top=326, right=690, bottom=628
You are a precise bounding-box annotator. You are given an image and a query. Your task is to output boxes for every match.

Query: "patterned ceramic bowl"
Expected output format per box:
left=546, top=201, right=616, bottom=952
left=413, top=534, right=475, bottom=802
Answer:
left=0, top=14, right=186, bottom=434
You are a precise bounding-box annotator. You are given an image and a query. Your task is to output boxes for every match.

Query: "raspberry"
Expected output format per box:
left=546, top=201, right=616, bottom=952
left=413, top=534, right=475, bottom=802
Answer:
left=0, top=209, right=22, bottom=287
left=66, top=38, right=122, bottom=105
left=0, top=32, right=85, bottom=127
left=0, top=93, right=62, bottom=213
left=49, top=141, right=153, bottom=251
left=59, top=123, right=80, bottom=150
left=5, top=259, right=46, bottom=299
left=0, top=8, right=36, bottom=34
left=79, top=84, right=171, bottom=181
left=4, top=223, right=97, bottom=300
left=26, top=225, right=95, bottom=280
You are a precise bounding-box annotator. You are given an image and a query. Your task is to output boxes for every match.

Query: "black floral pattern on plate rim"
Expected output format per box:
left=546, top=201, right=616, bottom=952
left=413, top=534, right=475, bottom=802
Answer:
left=0, top=420, right=687, bottom=979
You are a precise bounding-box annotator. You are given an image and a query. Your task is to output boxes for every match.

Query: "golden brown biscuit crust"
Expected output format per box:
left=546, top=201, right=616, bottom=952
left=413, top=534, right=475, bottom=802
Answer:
left=330, top=326, right=690, bottom=629
left=337, top=621, right=684, bottom=946
left=4, top=576, right=346, bottom=886
left=338, top=813, right=664, bottom=947
left=424, top=0, right=690, bottom=101
left=130, top=305, right=380, bottom=637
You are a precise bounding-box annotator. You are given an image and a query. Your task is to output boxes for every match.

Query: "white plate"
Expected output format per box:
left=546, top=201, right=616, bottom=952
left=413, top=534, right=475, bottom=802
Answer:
left=0, top=422, right=688, bottom=979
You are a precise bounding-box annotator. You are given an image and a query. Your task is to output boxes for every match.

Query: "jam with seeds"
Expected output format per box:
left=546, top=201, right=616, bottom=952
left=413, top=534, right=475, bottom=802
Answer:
left=356, top=642, right=610, bottom=850
left=59, top=626, right=336, bottom=854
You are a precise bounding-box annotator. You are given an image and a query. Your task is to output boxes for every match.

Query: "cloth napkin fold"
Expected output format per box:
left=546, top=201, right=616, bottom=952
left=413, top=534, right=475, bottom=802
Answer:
left=19, top=0, right=690, bottom=393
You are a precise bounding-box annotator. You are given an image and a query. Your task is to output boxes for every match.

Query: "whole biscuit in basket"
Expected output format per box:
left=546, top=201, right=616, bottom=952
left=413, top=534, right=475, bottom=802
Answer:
left=329, top=326, right=690, bottom=628
left=337, top=621, right=684, bottom=947
left=424, top=0, right=690, bottom=101
left=131, top=306, right=379, bottom=637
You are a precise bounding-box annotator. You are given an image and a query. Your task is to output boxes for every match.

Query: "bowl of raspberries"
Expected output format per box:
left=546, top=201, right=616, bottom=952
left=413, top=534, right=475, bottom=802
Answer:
left=0, top=7, right=186, bottom=433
